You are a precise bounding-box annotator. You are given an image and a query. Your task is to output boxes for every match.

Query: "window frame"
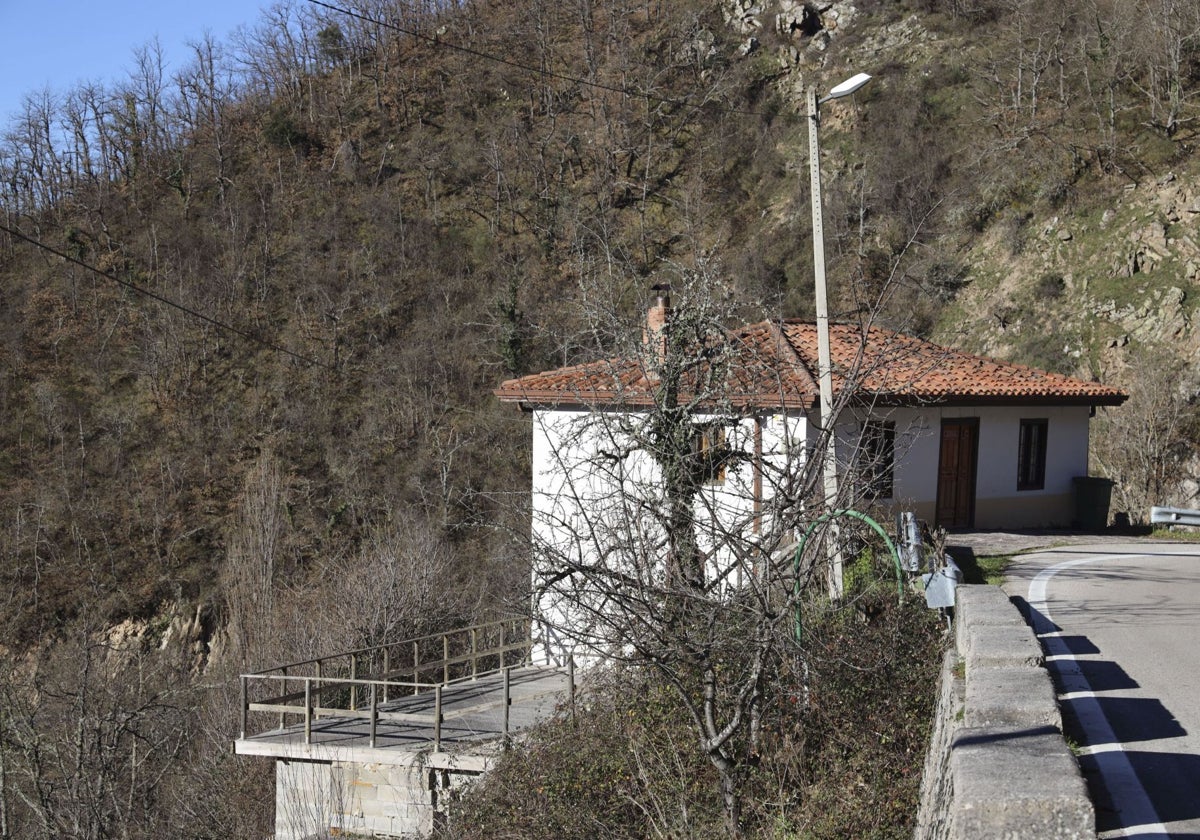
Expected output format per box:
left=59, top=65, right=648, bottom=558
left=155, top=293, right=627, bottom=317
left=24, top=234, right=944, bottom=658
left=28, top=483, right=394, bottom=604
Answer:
left=860, top=419, right=896, bottom=500
left=693, top=424, right=729, bottom=486
left=1017, top=418, right=1048, bottom=491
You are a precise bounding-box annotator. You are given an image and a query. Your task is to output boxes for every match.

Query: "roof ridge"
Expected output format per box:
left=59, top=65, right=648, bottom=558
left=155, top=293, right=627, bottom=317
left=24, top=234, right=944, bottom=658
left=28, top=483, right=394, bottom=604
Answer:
left=766, top=319, right=819, bottom=399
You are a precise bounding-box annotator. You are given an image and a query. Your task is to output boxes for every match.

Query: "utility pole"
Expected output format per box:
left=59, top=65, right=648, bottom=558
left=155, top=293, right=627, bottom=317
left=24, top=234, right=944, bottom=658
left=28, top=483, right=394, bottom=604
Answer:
left=806, top=73, right=871, bottom=600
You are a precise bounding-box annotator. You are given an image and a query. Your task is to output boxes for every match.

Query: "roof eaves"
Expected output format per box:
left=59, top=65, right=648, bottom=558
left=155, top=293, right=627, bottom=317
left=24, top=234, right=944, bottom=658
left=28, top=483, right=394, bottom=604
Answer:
left=848, top=391, right=1129, bottom=408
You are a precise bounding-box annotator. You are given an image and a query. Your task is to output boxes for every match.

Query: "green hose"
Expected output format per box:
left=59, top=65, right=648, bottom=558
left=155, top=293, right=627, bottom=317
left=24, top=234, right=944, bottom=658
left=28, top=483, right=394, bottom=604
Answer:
left=792, top=509, right=905, bottom=643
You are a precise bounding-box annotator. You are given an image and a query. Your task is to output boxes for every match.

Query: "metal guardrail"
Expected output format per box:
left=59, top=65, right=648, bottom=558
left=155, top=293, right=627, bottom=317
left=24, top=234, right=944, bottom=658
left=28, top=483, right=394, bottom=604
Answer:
left=238, top=617, right=570, bottom=751
left=1151, top=506, right=1200, bottom=527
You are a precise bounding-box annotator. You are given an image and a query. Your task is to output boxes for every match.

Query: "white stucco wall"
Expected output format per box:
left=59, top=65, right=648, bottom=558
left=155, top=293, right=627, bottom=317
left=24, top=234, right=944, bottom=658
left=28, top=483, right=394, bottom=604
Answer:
left=529, top=407, right=806, bottom=661
left=527, top=402, right=1093, bottom=659
left=836, top=405, right=1092, bottom=528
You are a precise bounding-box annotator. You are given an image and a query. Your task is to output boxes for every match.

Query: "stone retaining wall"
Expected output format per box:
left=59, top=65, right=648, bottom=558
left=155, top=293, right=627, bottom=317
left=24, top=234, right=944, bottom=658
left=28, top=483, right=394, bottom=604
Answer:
left=274, top=756, right=480, bottom=839
left=915, top=584, right=1093, bottom=839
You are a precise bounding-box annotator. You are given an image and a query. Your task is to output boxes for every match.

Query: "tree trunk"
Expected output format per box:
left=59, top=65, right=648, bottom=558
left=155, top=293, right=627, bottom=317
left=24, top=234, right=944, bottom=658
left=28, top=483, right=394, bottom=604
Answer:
left=713, top=753, right=743, bottom=838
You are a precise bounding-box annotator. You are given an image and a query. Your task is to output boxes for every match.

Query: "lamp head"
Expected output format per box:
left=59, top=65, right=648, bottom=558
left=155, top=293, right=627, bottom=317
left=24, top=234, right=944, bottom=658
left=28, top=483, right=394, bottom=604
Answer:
left=820, top=72, right=872, bottom=104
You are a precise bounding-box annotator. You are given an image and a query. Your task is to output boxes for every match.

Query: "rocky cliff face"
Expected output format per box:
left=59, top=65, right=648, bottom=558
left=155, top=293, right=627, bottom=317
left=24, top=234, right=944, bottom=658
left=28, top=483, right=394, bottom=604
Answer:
left=725, top=0, right=860, bottom=57
left=936, top=161, right=1200, bottom=388
left=724, top=0, right=1199, bottom=391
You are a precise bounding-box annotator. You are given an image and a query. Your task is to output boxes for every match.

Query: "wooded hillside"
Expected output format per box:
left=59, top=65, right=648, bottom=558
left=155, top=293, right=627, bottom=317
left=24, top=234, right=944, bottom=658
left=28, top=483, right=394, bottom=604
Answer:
left=0, top=0, right=1196, bottom=835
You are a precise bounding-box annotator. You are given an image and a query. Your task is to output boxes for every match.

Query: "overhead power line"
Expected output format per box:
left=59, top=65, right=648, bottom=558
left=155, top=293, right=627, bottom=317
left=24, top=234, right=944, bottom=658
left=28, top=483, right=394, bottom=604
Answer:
left=305, top=0, right=763, bottom=116
left=0, top=222, right=334, bottom=371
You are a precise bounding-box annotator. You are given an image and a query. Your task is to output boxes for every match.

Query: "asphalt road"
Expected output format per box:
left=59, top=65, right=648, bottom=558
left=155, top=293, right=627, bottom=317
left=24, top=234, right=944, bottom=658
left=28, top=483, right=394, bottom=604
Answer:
left=999, top=541, right=1200, bottom=839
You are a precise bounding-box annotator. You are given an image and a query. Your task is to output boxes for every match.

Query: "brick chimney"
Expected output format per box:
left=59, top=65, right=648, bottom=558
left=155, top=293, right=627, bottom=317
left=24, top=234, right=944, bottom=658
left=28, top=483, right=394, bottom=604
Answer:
left=643, top=284, right=671, bottom=366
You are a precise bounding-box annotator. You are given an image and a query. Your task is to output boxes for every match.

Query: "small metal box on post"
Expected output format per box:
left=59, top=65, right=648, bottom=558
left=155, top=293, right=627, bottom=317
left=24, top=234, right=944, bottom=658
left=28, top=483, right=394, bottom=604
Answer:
left=895, top=510, right=961, bottom=613
left=896, top=511, right=925, bottom=573
left=922, top=559, right=962, bottom=611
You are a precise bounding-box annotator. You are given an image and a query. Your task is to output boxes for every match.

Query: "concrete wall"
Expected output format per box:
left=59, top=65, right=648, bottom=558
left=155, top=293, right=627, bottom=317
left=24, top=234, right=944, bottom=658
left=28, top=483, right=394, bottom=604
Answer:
left=915, top=585, right=1094, bottom=839
left=275, top=758, right=476, bottom=839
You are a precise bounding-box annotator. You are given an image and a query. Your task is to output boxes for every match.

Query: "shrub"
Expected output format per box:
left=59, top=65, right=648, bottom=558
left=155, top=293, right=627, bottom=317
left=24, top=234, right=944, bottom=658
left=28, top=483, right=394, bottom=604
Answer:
left=443, top=596, right=945, bottom=839
left=1035, top=272, right=1065, bottom=300
left=445, top=668, right=725, bottom=839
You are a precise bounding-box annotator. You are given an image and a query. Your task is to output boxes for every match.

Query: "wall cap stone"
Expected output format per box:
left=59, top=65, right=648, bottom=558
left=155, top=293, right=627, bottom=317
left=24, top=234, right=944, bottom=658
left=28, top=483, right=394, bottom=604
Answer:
left=916, top=584, right=1094, bottom=839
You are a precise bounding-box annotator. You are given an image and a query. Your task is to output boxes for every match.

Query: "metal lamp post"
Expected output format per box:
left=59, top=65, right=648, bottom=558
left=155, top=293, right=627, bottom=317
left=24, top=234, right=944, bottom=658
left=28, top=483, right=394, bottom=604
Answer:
left=807, top=72, right=871, bottom=599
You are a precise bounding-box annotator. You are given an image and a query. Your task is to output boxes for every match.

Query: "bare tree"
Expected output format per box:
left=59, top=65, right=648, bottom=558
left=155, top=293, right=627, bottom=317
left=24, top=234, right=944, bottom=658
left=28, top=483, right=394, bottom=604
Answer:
left=517, top=264, right=906, bottom=837
left=1093, top=343, right=1199, bottom=522
left=1132, top=0, right=1200, bottom=137
left=222, top=454, right=289, bottom=666
left=0, top=627, right=194, bottom=840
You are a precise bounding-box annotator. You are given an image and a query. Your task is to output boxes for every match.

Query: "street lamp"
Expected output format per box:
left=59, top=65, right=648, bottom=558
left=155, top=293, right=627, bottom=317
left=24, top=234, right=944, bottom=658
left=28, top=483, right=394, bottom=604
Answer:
left=808, top=72, right=871, bottom=600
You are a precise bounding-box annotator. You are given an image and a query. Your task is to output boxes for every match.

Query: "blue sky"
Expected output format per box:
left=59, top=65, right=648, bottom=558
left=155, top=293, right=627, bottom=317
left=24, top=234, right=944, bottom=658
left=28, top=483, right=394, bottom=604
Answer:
left=0, top=1, right=273, bottom=127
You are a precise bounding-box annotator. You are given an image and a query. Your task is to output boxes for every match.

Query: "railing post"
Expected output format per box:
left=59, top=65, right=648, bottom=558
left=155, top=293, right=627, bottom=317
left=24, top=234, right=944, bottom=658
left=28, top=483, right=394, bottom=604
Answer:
left=524, top=616, right=532, bottom=665
left=279, top=667, right=288, bottom=730
left=502, top=666, right=511, bottom=744
left=350, top=654, right=358, bottom=711
left=370, top=683, right=378, bottom=749
left=383, top=647, right=391, bottom=704
left=240, top=675, right=248, bottom=739
left=470, top=627, right=478, bottom=680
left=304, top=678, right=312, bottom=745
left=434, top=685, right=443, bottom=752
left=315, top=660, right=323, bottom=714
left=443, top=634, right=450, bottom=685
left=413, top=641, right=420, bottom=695
left=568, top=656, right=576, bottom=725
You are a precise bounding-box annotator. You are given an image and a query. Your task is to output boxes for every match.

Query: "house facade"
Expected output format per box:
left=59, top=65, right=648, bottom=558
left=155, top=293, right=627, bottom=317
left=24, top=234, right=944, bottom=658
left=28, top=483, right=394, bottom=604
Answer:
left=850, top=403, right=1095, bottom=529
left=495, top=297, right=1126, bottom=658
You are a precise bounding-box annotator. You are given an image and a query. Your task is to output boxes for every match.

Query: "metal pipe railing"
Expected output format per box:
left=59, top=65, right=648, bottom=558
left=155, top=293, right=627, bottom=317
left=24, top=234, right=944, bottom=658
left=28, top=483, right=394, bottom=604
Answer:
left=245, top=616, right=531, bottom=679
left=240, top=667, right=574, bottom=733
left=502, top=667, right=510, bottom=740
left=435, top=684, right=444, bottom=753
left=279, top=666, right=287, bottom=730
left=237, top=617, right=570, bottom=751
left=244, top=619, right=530, bottom=702
left=304, top=680, right=312, bottom=744
left=369, top=684, right=378, bottom=748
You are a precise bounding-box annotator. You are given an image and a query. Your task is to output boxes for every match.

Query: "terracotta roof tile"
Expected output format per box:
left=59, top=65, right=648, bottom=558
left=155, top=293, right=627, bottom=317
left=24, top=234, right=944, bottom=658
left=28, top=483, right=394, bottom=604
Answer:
left=495, top=320, right=1127, bottom=409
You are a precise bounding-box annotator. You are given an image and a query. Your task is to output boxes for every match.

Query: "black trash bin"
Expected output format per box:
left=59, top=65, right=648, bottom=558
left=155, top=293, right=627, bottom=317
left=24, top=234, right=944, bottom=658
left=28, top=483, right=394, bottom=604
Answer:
left=1073, top=476, right=1114, bottom=530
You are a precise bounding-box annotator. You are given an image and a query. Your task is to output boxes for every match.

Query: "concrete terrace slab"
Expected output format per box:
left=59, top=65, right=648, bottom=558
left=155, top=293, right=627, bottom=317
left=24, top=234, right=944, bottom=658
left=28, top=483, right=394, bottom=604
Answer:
left=235, top=665, right=572, bottom=771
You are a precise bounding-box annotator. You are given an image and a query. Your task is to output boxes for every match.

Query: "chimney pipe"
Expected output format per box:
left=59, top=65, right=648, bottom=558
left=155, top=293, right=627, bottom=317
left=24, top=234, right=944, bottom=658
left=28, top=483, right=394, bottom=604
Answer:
left=644, top=284, right=672, bottom=366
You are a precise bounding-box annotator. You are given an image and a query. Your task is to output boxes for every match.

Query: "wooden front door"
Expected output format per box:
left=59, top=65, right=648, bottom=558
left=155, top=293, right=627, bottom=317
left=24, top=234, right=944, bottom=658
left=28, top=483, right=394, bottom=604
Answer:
left=936, top=419, right=978, bottom=529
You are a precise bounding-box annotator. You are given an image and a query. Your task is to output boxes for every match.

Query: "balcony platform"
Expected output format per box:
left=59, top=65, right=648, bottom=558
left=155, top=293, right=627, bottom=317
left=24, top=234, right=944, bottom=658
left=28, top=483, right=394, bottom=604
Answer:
left=235, top=664, right=572, bottom=772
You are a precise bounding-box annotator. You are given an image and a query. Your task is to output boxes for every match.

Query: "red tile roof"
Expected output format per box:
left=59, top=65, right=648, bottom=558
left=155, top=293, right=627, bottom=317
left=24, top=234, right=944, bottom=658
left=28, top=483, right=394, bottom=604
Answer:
left=494, top=320, right=1127, bottom=410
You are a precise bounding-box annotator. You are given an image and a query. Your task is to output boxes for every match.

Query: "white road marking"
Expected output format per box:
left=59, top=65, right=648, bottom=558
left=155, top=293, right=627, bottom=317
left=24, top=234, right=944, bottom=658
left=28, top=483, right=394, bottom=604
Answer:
left=1027, top=554, right=1168, bottom=838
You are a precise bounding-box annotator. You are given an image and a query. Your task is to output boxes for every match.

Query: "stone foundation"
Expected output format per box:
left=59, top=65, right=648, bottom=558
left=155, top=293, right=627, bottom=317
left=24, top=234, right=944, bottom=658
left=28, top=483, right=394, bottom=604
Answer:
left=275, top=757, right=479, bottom=839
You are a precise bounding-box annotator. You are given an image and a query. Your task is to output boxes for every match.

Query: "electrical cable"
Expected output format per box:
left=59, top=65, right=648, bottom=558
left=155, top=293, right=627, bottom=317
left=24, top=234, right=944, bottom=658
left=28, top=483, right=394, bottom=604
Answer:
left=0, top=222, right=334, bottom=371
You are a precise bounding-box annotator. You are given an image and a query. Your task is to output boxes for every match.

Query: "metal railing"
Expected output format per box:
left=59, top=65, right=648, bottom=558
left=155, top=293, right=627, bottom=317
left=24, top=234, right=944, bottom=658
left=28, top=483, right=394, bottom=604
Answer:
left=1151, top=505, right=1200, bottom=527
left=238, top=617, right=572, bottom=751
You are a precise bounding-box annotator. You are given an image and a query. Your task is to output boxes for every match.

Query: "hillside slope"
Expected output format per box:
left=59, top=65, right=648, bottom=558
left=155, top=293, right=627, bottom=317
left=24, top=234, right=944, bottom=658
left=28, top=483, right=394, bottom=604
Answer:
left=0, top=0, right=1196, bottom=835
